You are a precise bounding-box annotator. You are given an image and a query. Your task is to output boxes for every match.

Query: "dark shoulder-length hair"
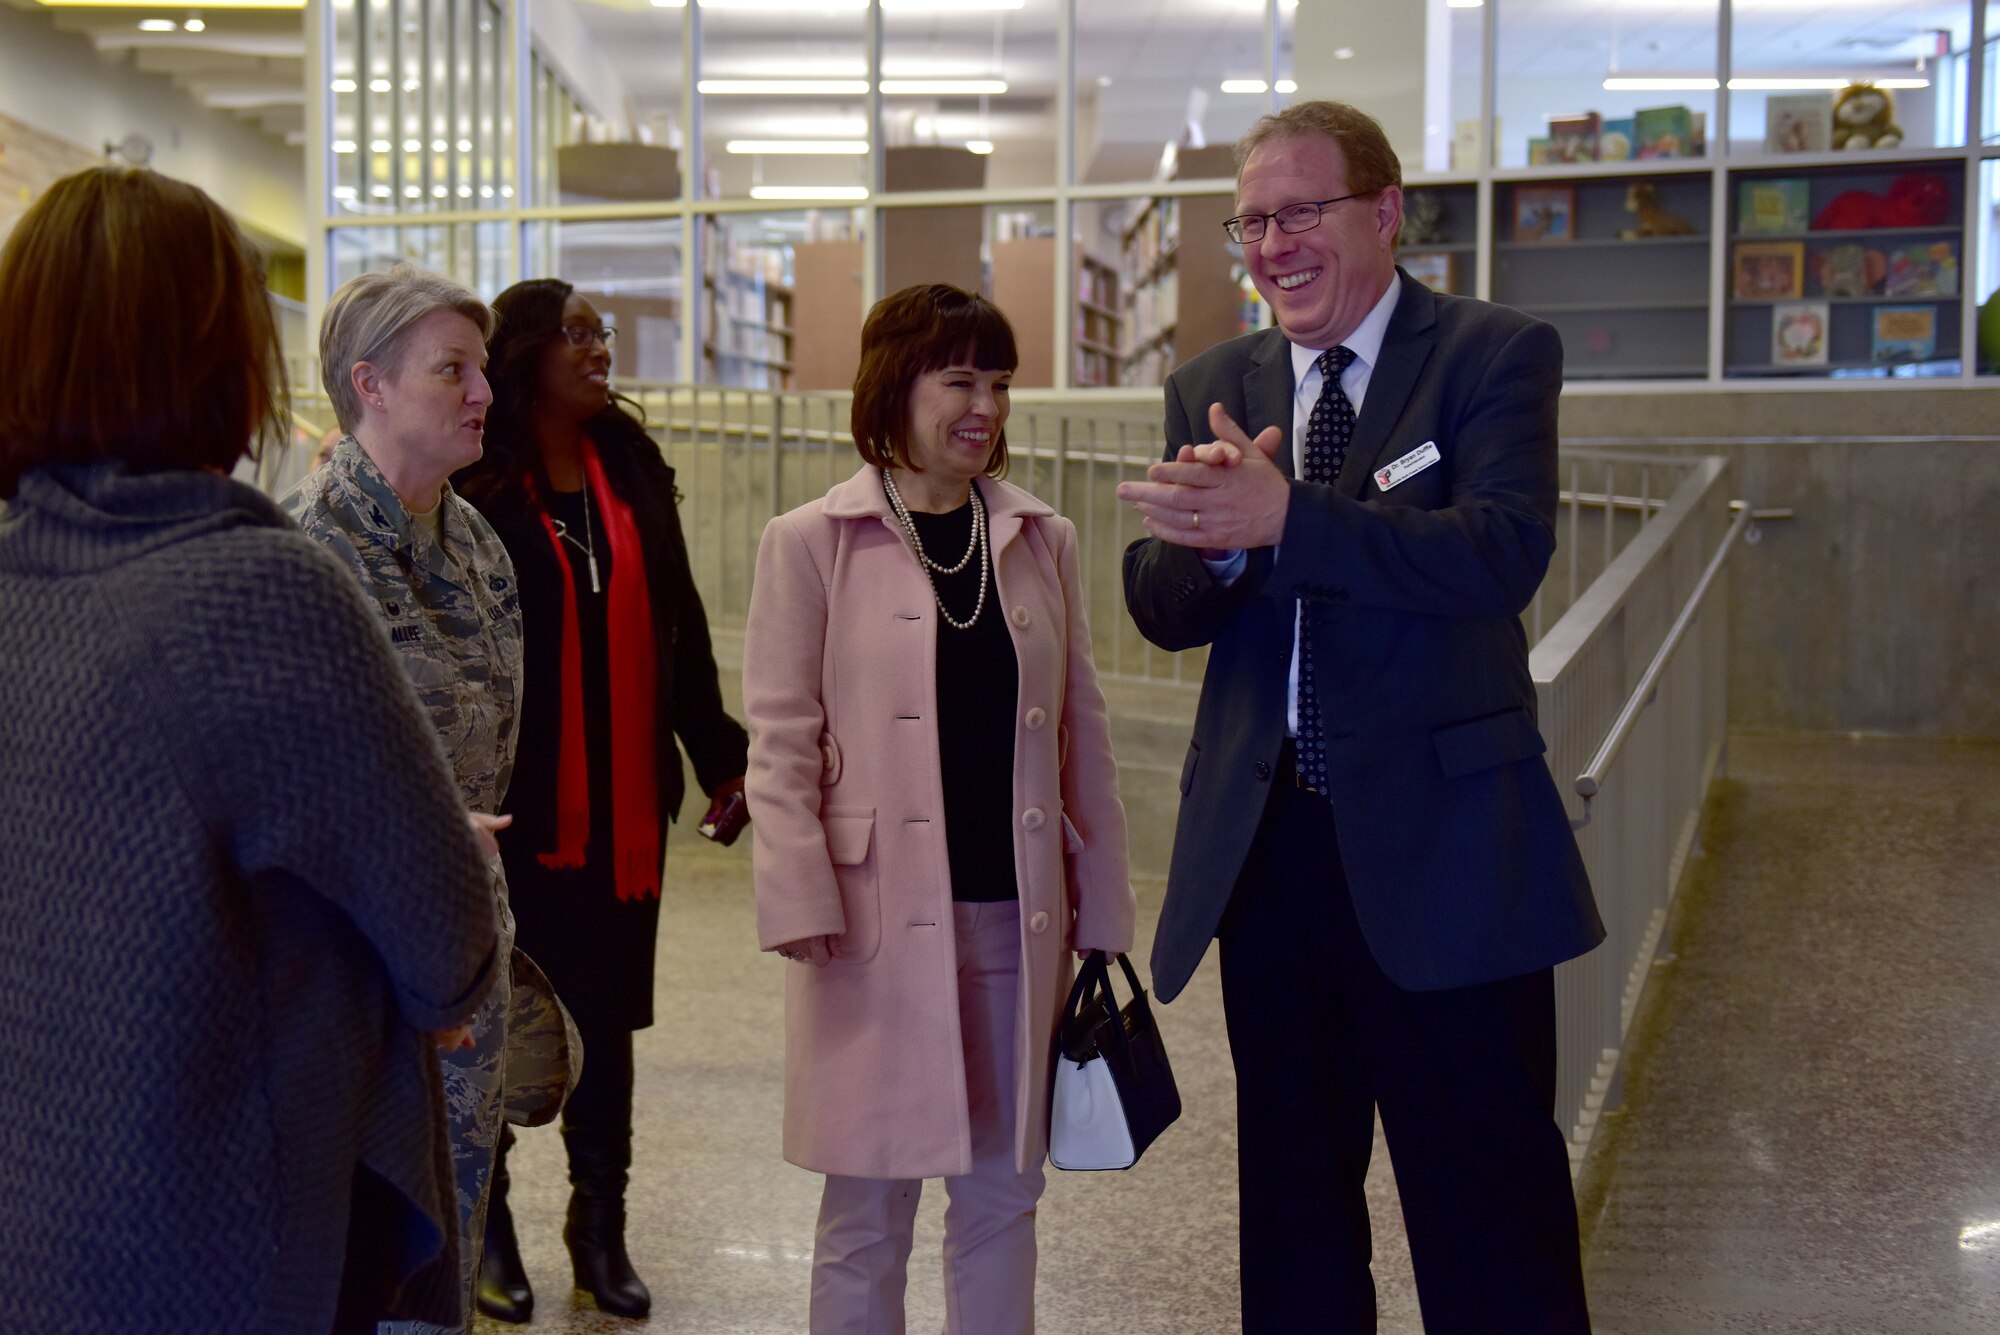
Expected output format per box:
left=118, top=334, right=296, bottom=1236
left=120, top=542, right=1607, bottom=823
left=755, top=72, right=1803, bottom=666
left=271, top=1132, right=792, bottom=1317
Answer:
left=851, top=283, right=1017, bottom=478
left=457, top=276, right=659, bottom=507
left=0, top=166, right=287, bottom=498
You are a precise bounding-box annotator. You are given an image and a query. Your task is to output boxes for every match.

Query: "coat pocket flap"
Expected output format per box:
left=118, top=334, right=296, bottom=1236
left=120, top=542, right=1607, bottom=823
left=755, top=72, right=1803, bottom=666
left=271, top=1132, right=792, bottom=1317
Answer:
left=1431, top=708, right=1546, bottom=778
left=823, top=811, right=874, bottom=865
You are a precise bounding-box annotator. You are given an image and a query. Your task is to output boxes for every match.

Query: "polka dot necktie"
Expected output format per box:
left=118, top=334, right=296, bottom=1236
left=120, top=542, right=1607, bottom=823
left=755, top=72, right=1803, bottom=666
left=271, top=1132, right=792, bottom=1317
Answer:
left=1295, top=345, right=1357, bottom=795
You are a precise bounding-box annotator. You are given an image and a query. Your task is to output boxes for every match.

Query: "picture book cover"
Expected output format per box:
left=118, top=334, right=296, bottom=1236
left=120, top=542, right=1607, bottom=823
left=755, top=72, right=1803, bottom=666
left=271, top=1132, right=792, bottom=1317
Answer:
left=1512, top=185, right=1576, bottom=243
left=1764, top=93, right=1833, bottom=154
left=1872, top=304, right=1938, bottom=363
left=1400, top=250, right=1455, bottom=294
left=1599, top=118, right=1635, bottom=162
left=1882, top=242, right=1959, bottom=298
left=1738, top=179, right=1810, bottom=235
left=1814, top=242, right=1886, bottom=297
left=1733, top=241, right=1805, bottom=300
left=1634, top=104, right=1695, bottom=160
left=1772, top=302, right=1830, bottom=366
left=1547, top=112, right=1601, bottom=164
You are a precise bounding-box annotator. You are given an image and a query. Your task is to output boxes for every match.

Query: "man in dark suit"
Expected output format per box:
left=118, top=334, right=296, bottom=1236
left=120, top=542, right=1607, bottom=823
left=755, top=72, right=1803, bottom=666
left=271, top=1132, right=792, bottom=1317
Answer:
left=1118, top=101, right=1603, bottom=1333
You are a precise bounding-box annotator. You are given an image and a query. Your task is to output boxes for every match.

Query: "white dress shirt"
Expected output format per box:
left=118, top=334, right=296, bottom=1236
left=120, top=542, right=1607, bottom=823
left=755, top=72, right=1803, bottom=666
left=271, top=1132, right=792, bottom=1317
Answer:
left=1201, top=273, right=1402, bottom=735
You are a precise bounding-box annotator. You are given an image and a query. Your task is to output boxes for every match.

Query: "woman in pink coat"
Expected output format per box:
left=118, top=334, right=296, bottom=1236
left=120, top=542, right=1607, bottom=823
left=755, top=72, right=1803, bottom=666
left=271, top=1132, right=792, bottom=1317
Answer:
left=744, top=284, right=1136, bottom=1335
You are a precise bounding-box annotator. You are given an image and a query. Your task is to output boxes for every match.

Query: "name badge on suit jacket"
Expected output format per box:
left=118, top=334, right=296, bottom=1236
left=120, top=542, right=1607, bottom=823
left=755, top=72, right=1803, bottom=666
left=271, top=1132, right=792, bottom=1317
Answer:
left=1374, top=441, right=1442, bottom=492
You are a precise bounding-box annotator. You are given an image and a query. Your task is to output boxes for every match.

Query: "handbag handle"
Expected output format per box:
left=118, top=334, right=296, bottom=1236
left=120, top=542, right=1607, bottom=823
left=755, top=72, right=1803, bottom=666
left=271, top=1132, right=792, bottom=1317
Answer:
left=1063, top=949, right=1149, bottom=1056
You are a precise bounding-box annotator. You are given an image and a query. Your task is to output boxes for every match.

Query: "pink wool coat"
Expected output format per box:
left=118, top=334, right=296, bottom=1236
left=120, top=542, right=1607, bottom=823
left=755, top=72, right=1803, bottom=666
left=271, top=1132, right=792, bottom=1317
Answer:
left=744, top=464, right=1136, bottom=1179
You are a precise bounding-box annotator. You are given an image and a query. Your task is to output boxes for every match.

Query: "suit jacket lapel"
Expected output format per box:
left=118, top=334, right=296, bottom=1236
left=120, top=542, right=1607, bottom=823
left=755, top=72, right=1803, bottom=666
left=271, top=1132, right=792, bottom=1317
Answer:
left=1242, top=330, right=1299, bottom=480
left=1340, top=273, right=1436, bottom=500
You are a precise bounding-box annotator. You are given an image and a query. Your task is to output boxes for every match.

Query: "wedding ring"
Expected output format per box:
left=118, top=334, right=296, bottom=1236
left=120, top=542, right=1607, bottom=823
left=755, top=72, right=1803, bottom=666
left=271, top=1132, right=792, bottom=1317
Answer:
left=1192, top=510, right=1201, bottom=530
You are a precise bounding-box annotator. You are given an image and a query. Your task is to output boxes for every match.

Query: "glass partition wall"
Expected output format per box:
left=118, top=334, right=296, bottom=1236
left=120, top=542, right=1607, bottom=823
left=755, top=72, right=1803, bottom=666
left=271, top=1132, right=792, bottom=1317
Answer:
left=313, top=0, right=2000, bottom=390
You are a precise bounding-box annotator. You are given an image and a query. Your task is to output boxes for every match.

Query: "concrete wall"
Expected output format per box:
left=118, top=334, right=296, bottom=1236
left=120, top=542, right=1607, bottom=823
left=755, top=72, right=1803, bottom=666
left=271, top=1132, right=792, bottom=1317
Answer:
left=0, top=4, right=304, bottom=247
left=1559, top=388, right=2000, bottom=739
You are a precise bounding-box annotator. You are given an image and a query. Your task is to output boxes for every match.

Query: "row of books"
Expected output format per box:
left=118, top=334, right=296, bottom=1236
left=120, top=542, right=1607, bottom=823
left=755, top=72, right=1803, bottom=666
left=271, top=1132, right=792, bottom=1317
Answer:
left=1126, top=268, right=1178, bottom=344
left=1077, top=257, right=1118, bottom=309
left=1767, top=302, right=1939, bottom=367
left=1732, top=239, right=1958, bottom=300
left=1530, top=106, right=1706, bottom=165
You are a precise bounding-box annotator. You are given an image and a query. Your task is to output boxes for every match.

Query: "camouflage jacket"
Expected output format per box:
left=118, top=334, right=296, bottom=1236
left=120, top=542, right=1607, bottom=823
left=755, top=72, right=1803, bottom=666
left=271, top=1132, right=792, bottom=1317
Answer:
left=281, top=437, right=524, bottom=820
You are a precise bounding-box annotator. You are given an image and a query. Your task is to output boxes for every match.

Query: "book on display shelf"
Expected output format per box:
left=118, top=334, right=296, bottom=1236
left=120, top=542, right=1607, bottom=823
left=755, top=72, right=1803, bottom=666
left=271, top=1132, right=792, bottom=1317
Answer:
left=1732, top=241, right=1804, bottom=300
left=1400, top=250, right=1455, bottom=294
left=1546, top=112, right=1601, bottom=164
left=1738, top=179, right=1810, bottom=235
left=1872, top=305, right=1938, bottom=363
left=1512, top=185, right=1575, bottom=243
left=1772, top=302, right=1829, bottom=367
left=1764, top=93, right=1834, bottom=154
left=1599, top=118, right=1635, bottom=163
left=1634, top=105, right=1695, bottom=160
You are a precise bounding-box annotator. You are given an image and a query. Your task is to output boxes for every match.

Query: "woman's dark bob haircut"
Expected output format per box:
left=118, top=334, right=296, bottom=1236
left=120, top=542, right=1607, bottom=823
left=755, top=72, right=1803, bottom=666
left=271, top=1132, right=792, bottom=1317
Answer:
left=0, top=166, right=287, bottom=498
left=850, top=283, right=1017, bottom=477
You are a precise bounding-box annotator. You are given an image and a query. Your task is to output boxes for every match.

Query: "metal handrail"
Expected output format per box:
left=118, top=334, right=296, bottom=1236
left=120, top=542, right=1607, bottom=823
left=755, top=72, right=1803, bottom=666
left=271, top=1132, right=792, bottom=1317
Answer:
left=1574, top=500, right=1755, bottom=801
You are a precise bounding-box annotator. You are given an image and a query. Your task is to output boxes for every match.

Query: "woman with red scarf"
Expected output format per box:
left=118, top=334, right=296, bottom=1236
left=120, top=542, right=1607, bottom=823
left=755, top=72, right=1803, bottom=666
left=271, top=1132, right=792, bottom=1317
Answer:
left=456, top=279, right=748, bottom=1323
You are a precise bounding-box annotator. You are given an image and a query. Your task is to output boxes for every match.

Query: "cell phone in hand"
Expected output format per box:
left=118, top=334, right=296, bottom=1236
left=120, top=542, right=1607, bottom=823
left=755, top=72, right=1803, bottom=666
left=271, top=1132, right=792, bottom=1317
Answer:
left=698, top=788, right=749, bottom=846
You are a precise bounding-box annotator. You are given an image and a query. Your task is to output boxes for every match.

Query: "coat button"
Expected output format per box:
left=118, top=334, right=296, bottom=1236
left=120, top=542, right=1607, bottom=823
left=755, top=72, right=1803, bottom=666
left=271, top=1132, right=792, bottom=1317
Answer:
left=1029, top=911, right=1051, bottom=934
left=1021, top=807, right=1046, bottom=831
left=821, top=744, right=837, bottom=771
left=1011, top=605, right=1031, bottom=627
left=1255, top=760, right=1270, bottom=780
left=1025, top=706, right=1047, bottom=730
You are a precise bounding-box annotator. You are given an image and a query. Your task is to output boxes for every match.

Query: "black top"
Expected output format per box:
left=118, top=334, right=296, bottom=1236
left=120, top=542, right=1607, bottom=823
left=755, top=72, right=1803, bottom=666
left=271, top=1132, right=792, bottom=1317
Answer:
left=544, top=487, right=616, bottom=857
left=909, top=492, right=1019, bottom=903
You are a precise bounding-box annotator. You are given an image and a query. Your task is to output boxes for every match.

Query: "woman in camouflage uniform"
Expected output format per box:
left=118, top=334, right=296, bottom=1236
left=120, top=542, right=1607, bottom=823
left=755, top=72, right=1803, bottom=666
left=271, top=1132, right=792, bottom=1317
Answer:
left=281, top=264, right=530, bottom=1335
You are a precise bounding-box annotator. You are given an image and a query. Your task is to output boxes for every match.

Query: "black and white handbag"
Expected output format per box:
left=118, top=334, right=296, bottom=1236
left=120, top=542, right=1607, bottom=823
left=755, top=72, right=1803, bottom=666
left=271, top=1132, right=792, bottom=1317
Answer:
left=1049, top=950, right=1182, bottom=1171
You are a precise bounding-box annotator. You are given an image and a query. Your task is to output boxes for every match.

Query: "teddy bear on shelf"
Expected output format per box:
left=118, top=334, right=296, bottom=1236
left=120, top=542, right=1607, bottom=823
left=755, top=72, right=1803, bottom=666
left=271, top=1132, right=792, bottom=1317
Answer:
left=1831, top=82, right=1904, bottom=151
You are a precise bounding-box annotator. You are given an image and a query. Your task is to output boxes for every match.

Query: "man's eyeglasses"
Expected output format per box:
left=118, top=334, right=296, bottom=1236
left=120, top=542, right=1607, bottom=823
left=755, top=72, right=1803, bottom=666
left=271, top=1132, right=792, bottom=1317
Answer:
left=559, top=323, right=617, bottom=349
left=1222, top=192, right=1372, bottom=245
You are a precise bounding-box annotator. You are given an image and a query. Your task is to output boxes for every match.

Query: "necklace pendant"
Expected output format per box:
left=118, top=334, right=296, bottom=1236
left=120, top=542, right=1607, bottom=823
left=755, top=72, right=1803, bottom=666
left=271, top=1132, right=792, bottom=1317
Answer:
left=587, top=552, right=602, bottom=594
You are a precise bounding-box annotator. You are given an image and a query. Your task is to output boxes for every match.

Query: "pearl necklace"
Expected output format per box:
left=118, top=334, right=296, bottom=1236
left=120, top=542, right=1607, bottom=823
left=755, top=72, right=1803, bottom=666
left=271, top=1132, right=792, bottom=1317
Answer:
left=882, top=470, right=990, bottom=631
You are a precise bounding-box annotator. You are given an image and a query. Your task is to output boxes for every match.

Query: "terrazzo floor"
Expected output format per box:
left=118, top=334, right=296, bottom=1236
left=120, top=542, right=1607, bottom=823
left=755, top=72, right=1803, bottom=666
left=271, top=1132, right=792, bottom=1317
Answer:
left=1581, top=732, right=2000, bottom=1334
left=478, top=847, right=1419, bottom=1335
left=480, top=732, right=2000, bottom=1333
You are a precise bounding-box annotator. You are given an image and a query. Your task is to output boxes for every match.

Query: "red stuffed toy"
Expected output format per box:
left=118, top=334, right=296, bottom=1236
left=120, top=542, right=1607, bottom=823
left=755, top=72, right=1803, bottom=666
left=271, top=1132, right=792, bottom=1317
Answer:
left=1813, top=172, right=1951, bottom=231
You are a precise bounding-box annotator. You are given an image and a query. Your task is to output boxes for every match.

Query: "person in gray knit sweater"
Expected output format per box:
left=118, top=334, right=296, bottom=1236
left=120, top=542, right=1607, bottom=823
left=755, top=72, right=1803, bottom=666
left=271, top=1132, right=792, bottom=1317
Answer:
left=0, top=171, right=502, bottom=1332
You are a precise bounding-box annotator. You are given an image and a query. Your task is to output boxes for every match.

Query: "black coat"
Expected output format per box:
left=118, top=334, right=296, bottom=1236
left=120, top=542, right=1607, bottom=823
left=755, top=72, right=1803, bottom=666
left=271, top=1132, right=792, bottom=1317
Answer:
left=469, top=424, right=747, bottom=1030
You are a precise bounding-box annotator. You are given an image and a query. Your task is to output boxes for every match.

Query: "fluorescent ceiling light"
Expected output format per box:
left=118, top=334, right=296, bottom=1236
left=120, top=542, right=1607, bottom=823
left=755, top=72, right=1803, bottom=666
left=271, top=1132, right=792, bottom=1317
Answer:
left=1729, top=77, right=1929, bottom=90
left=750, top=185, right=870, bottom=200
left=1220, top=79, right=1299, bottom=95
left=369, top=77, right=391, bottom=93
left=726, top=139, right=869, bottom=154
left=966, top=140, right=994, bottom=154
left=653, top=0, right=1023, bottom=8
left=698, top=79, right=871, bottom=95
left=1602, top=77, right=1720, bottom=91
left=1604, top=75, right=1931, bottom=92
left=331, top=139, right=357, bottom=153
left=330, top=77, right=357, bottom=93
left=880, top=80, right=1008, bottom=95
left=1446, top=0, right=1483, bottom=8
left=38, top=0, right=302, bottom=7
left=137, top=17, right=176, bottom=29
left=183, top=16, right=204, bottom=30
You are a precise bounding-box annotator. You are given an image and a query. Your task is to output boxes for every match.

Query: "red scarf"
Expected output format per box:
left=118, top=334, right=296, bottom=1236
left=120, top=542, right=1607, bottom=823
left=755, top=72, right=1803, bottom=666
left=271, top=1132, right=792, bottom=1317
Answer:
left=530, top=440, right=662, bottom=901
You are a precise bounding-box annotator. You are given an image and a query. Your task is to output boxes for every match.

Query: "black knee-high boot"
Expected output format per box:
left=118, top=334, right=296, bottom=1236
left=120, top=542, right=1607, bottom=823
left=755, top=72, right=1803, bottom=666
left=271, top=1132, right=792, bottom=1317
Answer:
left=562, top=1029, right=649, bottom=1318
left=476, top=1127, right=534, bottom=1323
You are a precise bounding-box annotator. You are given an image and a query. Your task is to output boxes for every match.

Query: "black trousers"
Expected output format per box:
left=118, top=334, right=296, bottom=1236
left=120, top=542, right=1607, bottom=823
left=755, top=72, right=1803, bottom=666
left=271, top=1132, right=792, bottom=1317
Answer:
left=1218, top=775, right=1591, bottom=1334
left=498, top=1021, right=637, bottom=1196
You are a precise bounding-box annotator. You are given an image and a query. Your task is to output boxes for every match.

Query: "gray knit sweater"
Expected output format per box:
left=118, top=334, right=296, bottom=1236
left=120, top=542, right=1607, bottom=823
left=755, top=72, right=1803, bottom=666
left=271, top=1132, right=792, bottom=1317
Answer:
left=0, top=464, right=499, bottom=1332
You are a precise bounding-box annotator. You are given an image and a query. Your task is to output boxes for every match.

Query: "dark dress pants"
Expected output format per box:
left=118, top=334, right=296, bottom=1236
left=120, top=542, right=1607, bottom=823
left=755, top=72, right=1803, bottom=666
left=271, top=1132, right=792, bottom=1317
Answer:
left=1217, top=775, right=1591, bottom=1334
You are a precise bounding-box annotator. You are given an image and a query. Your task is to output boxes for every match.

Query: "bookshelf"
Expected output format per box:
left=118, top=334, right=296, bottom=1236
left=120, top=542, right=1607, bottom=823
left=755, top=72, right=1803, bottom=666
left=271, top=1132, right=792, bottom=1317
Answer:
left=991, top=237, right=1123, bottom=388
left=1494, top=169, right=1713, bottom=380
left=1723, top=158, right=1963, bottom=377
left=1118, top=144, right=1245, bottom=387
left=702, top=222, right=793, bottom=390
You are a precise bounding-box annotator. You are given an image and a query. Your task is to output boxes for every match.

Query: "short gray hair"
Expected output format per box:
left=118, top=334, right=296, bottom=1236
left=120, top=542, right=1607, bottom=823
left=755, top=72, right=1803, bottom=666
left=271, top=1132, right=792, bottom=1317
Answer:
left=319, top=263, right=494, bottom=432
